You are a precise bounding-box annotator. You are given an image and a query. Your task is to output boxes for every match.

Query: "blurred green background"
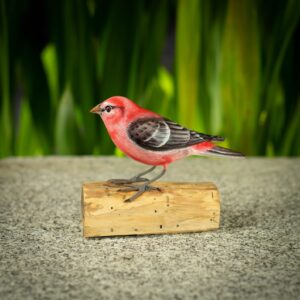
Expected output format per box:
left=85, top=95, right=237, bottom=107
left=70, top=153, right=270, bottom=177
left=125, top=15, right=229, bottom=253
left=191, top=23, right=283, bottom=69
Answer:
left=0, top=0, right=299, bottom=158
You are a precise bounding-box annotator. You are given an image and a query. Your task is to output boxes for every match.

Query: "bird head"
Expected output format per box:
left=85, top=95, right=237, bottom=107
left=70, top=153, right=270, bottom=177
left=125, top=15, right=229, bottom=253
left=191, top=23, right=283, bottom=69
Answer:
left=90, top=96, right=134, bottom=123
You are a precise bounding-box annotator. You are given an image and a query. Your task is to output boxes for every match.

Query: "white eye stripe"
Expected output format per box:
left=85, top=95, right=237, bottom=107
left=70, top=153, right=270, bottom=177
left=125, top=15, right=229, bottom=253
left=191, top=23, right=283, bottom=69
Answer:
left=101, top=105, right=124, bottom=113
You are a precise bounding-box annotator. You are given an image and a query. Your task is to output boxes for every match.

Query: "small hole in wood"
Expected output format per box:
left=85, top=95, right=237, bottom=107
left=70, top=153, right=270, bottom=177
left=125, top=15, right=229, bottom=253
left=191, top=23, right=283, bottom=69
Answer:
left=110, top=228, right=114, bottom=232
left=134, top=228, right=138, bottom=231
left=154, top=210, right=157, bottom=213
left=110, top=207, right=113, bottom=210
left=166, top=196, right=170, bottom=207
left=176, top=224, right=179, bottom=227
left=160, top=225, right=162, bottom=229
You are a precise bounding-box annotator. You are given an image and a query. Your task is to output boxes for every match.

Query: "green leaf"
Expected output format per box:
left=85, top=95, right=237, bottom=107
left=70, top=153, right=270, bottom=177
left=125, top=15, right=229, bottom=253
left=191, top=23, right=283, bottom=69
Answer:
left=41, top=44, right=59, bottom=109
left=175, top=0, right=202, bottom=131
left=55, top=85, right=78, bottom=154
left=15, top=98, right=42, bottom=156
left=220, top=0, right=260, bottom=155
left=0, top=0, right=12, bottom=157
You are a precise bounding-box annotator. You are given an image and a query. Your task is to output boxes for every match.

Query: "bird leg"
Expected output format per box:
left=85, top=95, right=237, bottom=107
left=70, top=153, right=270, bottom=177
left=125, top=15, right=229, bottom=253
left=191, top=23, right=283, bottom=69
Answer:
left=107, top=166, right=156, bottom=185
left=118, top=167, right=166, bottom=202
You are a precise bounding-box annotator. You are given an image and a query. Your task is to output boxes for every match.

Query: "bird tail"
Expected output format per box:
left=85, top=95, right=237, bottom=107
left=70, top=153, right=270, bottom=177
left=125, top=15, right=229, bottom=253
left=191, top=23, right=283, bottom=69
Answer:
left=205, top=146, right=244, bottom=158
left=192, top=142, right=244, bottom=158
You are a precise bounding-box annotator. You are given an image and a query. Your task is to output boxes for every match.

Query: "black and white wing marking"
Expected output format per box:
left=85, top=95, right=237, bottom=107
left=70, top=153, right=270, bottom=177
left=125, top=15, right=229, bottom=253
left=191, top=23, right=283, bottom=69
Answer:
left=127, top=118, right=224, bottom=151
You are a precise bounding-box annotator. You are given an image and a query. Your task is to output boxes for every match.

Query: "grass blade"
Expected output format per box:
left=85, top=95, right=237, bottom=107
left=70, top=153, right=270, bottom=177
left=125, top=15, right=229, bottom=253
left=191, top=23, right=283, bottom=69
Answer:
left=175, top=0, right=202, bottom=131
left=0, top=0, right=12, bottom=157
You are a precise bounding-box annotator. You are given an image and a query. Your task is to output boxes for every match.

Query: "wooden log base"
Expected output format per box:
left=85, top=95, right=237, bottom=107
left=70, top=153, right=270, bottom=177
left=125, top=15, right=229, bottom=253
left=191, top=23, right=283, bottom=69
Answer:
left=82, top=182, right=220, bottom=237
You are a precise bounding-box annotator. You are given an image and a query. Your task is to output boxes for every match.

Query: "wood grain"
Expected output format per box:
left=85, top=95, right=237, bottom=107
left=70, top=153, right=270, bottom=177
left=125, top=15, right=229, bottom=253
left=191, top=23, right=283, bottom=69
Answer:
left=82, top=182, right=220, bottom=237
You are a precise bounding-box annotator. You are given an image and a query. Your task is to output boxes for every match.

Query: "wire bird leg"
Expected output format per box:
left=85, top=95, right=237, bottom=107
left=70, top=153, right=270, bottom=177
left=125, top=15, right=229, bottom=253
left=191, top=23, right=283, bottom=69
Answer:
left=118, top=167, right=166, bottom=202
left=107, top=166, right=156, bottom=185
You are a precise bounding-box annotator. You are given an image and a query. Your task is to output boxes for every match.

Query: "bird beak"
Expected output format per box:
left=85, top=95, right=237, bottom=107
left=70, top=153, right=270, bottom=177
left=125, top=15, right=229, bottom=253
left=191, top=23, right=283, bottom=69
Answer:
left=90, top=105, right=100, bottom=114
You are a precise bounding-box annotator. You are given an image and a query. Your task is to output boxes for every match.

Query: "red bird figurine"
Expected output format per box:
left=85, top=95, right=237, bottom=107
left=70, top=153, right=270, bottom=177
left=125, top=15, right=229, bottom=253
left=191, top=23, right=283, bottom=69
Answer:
left=90, top=96, right=244, bottom=202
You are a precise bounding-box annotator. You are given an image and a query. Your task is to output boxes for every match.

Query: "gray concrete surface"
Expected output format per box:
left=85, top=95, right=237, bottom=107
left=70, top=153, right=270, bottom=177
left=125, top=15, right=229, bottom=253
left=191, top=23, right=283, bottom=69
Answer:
left=0, top=156, right=299, bottom=300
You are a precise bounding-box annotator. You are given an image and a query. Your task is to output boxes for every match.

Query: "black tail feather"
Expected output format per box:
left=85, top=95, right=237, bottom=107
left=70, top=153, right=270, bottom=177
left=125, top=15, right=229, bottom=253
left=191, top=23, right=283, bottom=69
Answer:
left=207, top=146, right=244, bottom=157
left=211, top=136, right=225, bottom=141
left=199, top=134, right=225, bottom=142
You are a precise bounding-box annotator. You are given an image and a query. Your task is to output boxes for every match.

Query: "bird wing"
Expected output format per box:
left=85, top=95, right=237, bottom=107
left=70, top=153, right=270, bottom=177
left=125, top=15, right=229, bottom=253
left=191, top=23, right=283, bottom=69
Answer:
left=127, top=117, right=224, bottom=151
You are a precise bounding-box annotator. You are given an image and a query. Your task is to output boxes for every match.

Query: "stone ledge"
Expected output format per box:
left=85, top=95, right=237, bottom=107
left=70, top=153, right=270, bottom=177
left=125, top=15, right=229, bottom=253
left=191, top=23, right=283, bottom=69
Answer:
left=0, top=157, right=299, bottom=300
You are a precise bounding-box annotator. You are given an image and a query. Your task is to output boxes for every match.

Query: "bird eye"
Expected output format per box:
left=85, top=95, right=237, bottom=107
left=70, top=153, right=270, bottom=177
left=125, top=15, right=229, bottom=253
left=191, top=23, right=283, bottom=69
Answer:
left=105, top=105, right=112, bottom=113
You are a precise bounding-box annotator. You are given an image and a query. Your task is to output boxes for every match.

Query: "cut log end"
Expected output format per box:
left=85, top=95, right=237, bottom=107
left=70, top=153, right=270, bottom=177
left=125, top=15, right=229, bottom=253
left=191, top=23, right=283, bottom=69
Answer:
left=82, top=182, right=220, bottom=238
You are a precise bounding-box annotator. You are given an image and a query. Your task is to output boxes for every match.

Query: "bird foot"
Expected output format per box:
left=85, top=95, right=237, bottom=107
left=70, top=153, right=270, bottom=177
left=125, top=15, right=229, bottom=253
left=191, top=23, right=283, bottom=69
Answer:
left=118, top=184, right=162, bottom=202
left=107, top=177, right=149, bottom=185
